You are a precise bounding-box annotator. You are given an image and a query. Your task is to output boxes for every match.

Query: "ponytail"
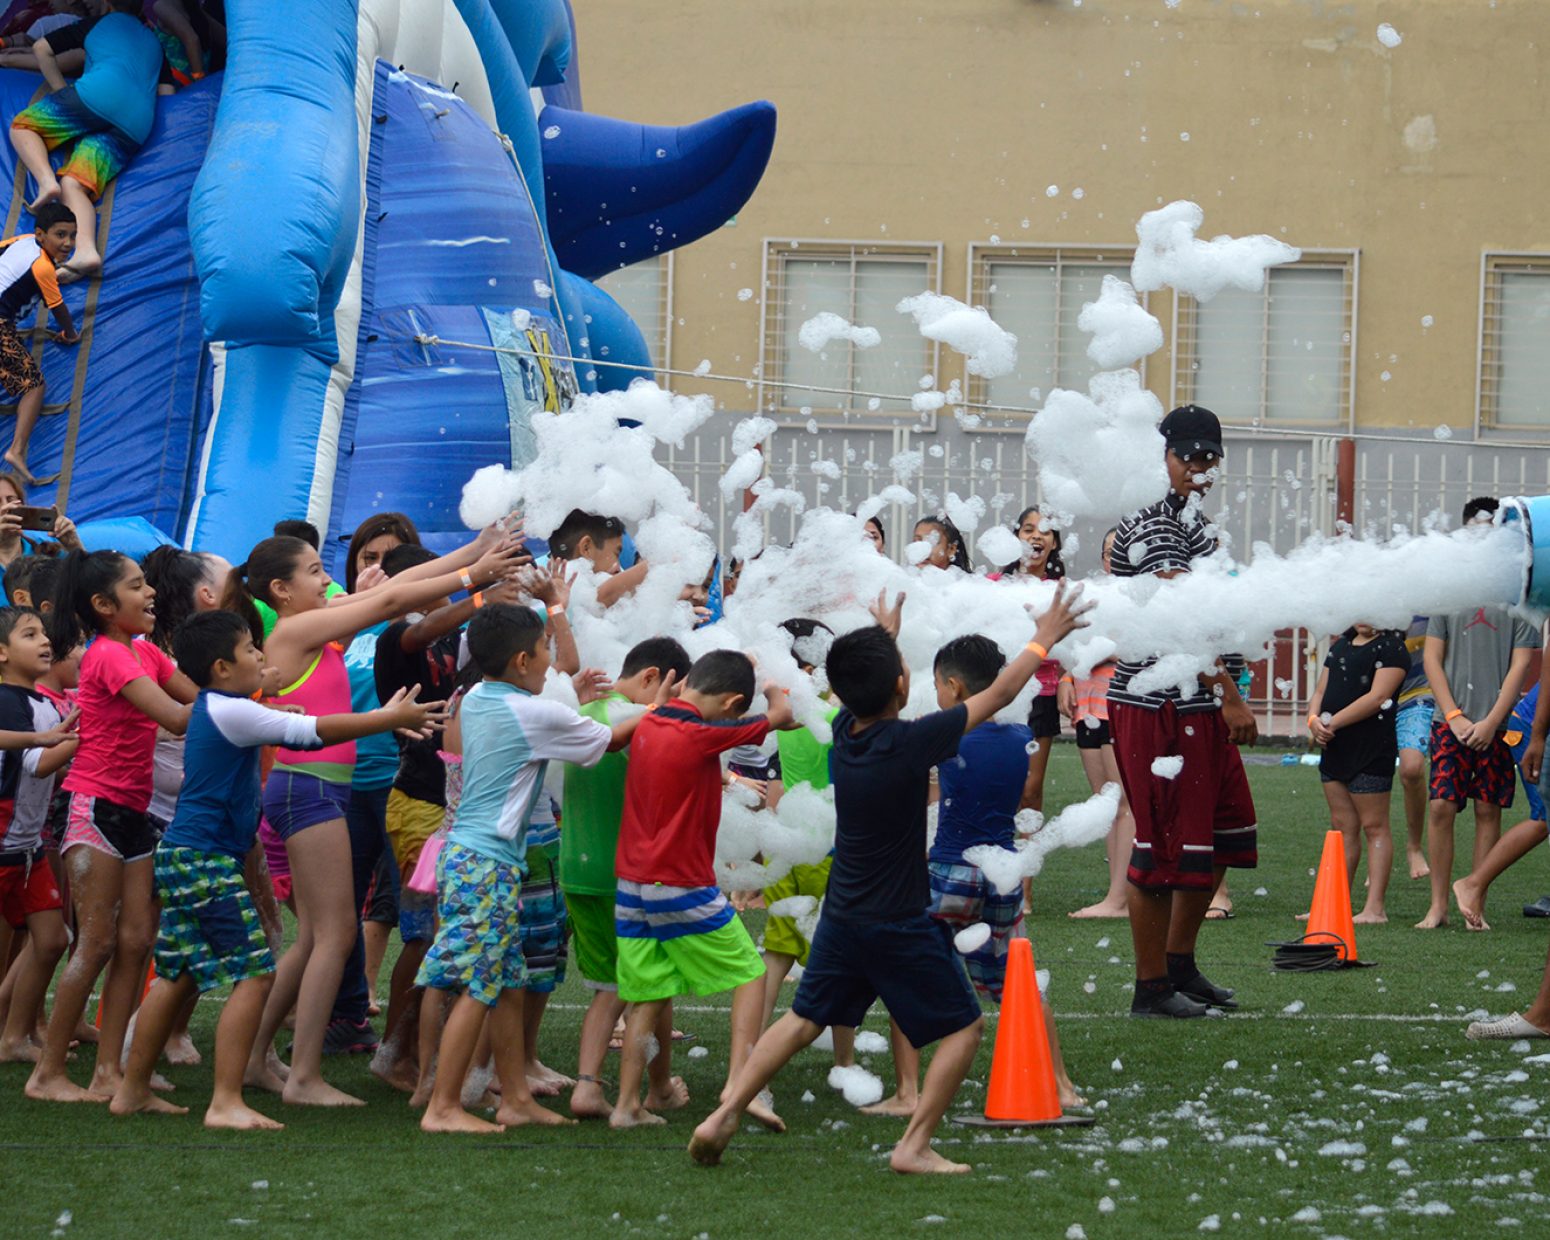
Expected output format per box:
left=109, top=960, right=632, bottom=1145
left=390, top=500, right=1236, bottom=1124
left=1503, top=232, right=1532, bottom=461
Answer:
left=141, top=545, right=213, bottom=653
left=222, top=536, right=309, bottom=646
left=46, top=549, right=130, bottom=660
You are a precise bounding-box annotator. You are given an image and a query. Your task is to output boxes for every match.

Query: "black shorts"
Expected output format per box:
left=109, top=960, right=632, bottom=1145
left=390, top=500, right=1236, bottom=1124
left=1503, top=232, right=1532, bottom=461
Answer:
left=62, top=794, right=161, bottom=863
left=791, top=913, right=983, bottom=1049
left=1028, top=694, right=1061, bottom=739
left=1320, top=766, right=1394, bottom=795
left=1075, top=717, right=1112, bottom=750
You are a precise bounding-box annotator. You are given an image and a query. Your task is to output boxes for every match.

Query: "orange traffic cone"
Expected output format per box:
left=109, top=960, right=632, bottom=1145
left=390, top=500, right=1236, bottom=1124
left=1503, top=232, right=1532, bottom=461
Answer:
left=954, top=937, right=1093, bottom=1129
left=1305, top=829, right=1358, bottom=962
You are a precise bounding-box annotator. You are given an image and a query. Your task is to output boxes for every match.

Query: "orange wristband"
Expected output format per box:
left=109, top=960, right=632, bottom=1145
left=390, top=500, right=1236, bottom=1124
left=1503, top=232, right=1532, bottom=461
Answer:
left=1445, top=708, right=1464, bottom=721
left=1026, top=641, right=1048, bottom=660
left=1307, top=714, right=1319, bottom=728
left=472, top=591, right=484, bottom=609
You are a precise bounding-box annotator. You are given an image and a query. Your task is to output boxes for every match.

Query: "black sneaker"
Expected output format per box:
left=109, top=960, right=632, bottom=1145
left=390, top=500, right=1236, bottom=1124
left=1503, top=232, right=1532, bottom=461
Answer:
left=322, top=1017, right=379, bottom=1056
left=1174, top=971, right=1239, bottom=1010
left=1130, top=987, right=1209, bottom=1019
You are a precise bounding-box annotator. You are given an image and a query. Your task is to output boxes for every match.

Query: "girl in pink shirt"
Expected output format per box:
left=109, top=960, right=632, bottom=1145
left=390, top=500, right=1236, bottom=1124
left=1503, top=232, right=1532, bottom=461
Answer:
left=26, top=550, right=198, bottom=1105
left=230, top=527, right=527, bottom=1109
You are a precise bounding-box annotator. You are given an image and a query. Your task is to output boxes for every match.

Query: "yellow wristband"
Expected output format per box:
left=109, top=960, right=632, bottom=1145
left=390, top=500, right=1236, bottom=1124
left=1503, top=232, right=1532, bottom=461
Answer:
left=458, top=568, right=474, bottom=592
left=1445, top=708, right=1464, bottom=721
left=1026, top=641, right=1048, bottom=660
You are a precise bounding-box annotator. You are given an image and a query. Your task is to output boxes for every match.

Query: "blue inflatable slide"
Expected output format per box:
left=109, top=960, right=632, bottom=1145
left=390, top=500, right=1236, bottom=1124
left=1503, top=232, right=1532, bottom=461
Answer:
left=0, top=0, right=774, bottom=567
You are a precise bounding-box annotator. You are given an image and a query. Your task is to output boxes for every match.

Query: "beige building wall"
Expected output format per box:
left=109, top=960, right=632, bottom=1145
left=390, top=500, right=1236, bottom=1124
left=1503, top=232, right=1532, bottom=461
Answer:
left=578, top=0, right=1549, bottom=438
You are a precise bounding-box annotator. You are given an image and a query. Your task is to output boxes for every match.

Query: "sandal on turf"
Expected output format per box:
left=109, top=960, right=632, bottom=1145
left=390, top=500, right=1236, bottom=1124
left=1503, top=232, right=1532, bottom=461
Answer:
left=1204, top=906, right=1235, bottom=921
left=1465, top=1013, right=1550, bottom=1041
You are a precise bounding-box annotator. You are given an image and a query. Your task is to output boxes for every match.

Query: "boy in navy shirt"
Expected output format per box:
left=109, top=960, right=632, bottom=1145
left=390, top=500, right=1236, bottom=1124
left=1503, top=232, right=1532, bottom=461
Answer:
left=691, top=583, right=1089, bottom=1175
left=108, top=611, right=439, bottom=1130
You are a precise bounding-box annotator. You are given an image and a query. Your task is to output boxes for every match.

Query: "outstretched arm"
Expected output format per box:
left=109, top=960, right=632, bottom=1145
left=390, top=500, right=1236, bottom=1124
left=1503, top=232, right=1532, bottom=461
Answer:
left=963, top=581, right=1092, bottom=732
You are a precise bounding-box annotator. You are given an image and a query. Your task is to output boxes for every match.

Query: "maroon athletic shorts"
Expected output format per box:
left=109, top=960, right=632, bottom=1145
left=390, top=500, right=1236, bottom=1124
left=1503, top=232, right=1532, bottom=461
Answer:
left=1110, top=701, right=1258, bottom=891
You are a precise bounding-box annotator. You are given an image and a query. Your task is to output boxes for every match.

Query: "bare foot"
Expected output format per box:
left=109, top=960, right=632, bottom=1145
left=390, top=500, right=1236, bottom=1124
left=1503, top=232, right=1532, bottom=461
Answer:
left=370, top=1053, right=419, bottom=1094
left=109, top=1088, right=188, bottom=1117
left=1453, top=877, right=1489, bottom=931
left=644, top=1075, right=690, bottom=1112
left=1353, top=909, right=1389, bottom=926
left=494, top=1096, right=574, bottom=1127
left=689, top=1108, right=740, bottom=1166
left=860, top=1092, right=918, bottom=1118
left=1408, top=849, right=1430, bottom=880
left=2, top=450, right=36, bottom=485
left=744, top=1088, right=785, bottom=1133
left=245, top=1057, right=288, bottom=1095
left=148, top=1071, right=175, bottom=1094
left=527, top=1058, right=574, bottom=1090
left=55, top=255, right=101, bottom=286
left=71, top=1020, right=99, bottom=1046
left=610, top=1103, right=667, bottom=1129
left=24, top=1071, right=106, bottom=1104
left=408, top=1080, right=433, bottom=1110
left=421, top=1105, right=504, bottom=1135
left=205, top=1101, right=284, bottom=1131
left=1058, top=1084, right=1088, bottom=1110
left=86, top=1067, right=124, bottom=1100
left=890, top=1144, right=972, bottom=1175
left=0, top=1038, right=41, bottom=1064
left=1069, top=900, right=1129, bottom=919
left=164, top=1034, right=201, bottom=1067
left=1414, top=909, right=1448, bottom=930
left=1293, top=911, right=1310, bottom=923
left=26, top=180, right=60, bottom=212
left=367, top=999, right=382, bottom=1018
left=525, top=1074, right=561, bottom=1098
left=281, top=1078, right=364, bottom=1107
left=570, top=1081, right=615, bottom=1119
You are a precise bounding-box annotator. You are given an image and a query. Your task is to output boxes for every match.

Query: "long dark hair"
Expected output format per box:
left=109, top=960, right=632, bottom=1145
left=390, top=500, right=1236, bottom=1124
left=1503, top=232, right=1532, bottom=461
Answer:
left=222, top=536, right=311, bottom=645
left=46, top=549, right=132, bottom=659
left=913, top=514, right=970, bottom=571
left=142, top=546, right=220, bottom=653
left=344, top=512, right=420, bottom=592
left=1003, top=506, right=1066, bottom=579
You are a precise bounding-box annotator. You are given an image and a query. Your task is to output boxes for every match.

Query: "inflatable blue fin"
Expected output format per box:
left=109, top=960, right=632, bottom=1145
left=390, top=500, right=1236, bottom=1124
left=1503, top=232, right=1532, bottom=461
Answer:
left=563, top=271, right=652, bottom=393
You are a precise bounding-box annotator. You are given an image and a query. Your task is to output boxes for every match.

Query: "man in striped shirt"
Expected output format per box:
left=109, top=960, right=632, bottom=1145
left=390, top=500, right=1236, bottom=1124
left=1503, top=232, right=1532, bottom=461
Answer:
left=1109, top=404, right=1259, bottom=1019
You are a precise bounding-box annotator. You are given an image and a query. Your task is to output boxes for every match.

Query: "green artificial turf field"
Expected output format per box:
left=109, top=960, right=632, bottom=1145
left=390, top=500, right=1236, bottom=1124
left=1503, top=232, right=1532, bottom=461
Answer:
left=5, top=748, right=1549, bottom=1239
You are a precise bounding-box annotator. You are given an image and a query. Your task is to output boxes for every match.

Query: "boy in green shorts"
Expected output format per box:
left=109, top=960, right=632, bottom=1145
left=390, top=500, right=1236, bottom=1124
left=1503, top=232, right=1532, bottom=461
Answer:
left=561, top=636, right=693, bottom=1119
left=610, top=650, right=796, bottom=1130
left=757, top=619, right=853, bottom=1068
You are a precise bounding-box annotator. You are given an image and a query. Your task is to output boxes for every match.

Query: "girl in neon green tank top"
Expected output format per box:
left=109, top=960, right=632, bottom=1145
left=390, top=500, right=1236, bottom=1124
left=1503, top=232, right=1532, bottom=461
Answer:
left=228, top=525, right=529, bottom=1109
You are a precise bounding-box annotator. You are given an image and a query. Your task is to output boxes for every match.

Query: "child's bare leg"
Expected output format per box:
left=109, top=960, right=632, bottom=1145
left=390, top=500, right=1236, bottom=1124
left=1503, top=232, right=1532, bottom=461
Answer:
left=889, top=1018, right=983, bottom=1175
left=246, top=915, right=311, bottom=1093
left=690, top=1012, right=821, bottom=1165
left=861, top=1017, right=920, bottom=1116
left=205, top=975, right=282, bottom=1130
left=727, top=976, right=783, bottom=1131
left=1, top=911, right=67, bottom=1062
left=88, top=857, right=156, bottom=1097
left=610, top=999, right=667, bottom=1128
left=1398, top=747, right=1430, bottom=877
left=281, top=821, right=363, bottom=1107
left=4, top=384, right=45, bottom=480
left=109, top=974, right=194, bottom=1117
left=363, top=920, right=390, bottom=1014
left=760, top=951, right=794, bottom=1027
left=572, top=988, right=625, bottom=1118
left=10, top=126, right=59, bottom=209
left=370, top=988, right=422, bottom=1093
left=1355, top=791, right=1394, bottom=923
left=831, top=1023, right=856, bottom=1069
left=1071, top=746, right=1134, bottom=918
left=26, top=848, right=119, bottom=1102
left=1418, top=799, right=1457, bottom=928
left=521, top=989, right=571, bottom=1092
left=493, top=989, right=572, bottom=1127
left=410, top=988, right=450, bottom=1109
left=1473, top=802, right=1504, bottom=873
left=1042, top=996, right=1084, bottom=1109
left=420, top=991, right=502, bottom=1134
left=644, top=1000, right=688, bottom=1111
left=1455, top=818, right=1547, bottom=929
left=57, top=177, right=100, bottom=277
left=165, top=989, right=201, bottom=1066
left=381, top=937, right=429, bottom=1061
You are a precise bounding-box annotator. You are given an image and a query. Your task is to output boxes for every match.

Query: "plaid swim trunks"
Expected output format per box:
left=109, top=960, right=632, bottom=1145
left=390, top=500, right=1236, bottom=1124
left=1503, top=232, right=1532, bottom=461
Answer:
left=153, top=846, right=273, bottom=993
left=926, top=859, right=1023, bottom=1001
left=11, top=86, right=141, bottom=200
left=416, top=839, right=525, bottom=1007
left=518, top=845, right=568, bottom=994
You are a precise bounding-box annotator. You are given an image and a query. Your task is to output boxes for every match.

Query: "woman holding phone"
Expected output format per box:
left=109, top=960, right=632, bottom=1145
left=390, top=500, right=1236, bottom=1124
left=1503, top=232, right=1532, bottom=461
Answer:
left=0, top=471, right=82, bottom=579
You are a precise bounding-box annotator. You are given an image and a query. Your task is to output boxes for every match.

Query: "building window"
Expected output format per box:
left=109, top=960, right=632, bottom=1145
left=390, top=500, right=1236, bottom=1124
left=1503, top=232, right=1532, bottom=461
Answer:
left=761, top=241, right=940, bottom=419
left=596, top=254, right=673, bottom=381
left=1173, top=253, right=1357, bottom=428
left=1479, top=254, right=1550, bottom=431
left=968, top=245, right=1141, bottom=415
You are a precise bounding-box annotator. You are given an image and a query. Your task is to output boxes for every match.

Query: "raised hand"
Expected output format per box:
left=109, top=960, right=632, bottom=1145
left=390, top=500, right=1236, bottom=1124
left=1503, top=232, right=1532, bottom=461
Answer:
left=1030, top=579, right=1093, bottom=651
left=573, top=668, right=612, bottom=705
left=869, top=589, right=906, bottom=639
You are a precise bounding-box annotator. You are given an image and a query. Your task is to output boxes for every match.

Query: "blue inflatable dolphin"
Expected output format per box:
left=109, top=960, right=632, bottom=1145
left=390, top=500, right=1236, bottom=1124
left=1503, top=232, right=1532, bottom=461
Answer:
left=0, top=0, right=774, bottom=568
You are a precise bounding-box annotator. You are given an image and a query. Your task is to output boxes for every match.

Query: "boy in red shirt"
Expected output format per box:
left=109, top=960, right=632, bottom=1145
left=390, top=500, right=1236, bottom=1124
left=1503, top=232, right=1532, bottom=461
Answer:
left=610, top=650, right=795, bottom=1131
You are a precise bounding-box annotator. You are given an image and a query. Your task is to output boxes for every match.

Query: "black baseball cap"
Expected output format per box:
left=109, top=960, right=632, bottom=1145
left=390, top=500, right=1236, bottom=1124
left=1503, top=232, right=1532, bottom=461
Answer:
left=1160, top=404, right=1224, bottom=459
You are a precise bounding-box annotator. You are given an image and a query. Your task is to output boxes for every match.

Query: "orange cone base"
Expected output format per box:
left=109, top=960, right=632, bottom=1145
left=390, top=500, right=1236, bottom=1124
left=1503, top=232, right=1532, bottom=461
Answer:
left=952, top=1112, right=1096, bottom=1129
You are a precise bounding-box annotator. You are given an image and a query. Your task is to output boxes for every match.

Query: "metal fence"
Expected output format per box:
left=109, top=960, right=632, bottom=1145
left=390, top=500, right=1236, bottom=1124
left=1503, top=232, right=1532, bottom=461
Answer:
left=662, top=415, right=1550, bottom=736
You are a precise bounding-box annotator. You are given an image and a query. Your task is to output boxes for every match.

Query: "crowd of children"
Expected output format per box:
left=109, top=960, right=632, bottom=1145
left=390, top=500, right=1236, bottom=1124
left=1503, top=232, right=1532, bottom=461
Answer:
left=3, top=397, right=1550, bottom=1169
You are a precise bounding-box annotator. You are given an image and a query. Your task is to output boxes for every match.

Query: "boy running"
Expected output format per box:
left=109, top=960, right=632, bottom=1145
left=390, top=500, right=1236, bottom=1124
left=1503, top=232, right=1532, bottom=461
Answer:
left=610, top=650, right=796, bottom=1131
left=690, top=583, right=1089, bottom=1174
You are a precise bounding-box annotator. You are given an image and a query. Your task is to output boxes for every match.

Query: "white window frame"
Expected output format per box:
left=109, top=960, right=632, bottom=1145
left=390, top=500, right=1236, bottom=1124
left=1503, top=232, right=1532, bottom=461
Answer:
left=965, top=243, right=1147, bottom=424
left=758, top=239, right=943, bottom=429
left=1170, top=249, right=1360, bottom=431
left=1476, top=252, right=1550, bottom=438
left=595, top=252, right=674, bottom=385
